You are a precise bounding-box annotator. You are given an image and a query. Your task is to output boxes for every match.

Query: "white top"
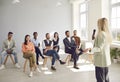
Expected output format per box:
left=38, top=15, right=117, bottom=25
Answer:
left=67, top=37, right=71, bottom=42
left=7, top=40, right=11, bottom=49
left=31, top=38, right=40, bottom=47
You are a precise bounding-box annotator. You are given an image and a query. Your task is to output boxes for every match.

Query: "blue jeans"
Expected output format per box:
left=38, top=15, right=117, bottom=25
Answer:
left=45, top=50, right=60, bottom=66
left=1, top=51, right=18, bottom=64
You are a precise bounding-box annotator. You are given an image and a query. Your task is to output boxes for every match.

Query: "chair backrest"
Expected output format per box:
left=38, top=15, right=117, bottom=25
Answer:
left=81, top=41, right=93, bottom=49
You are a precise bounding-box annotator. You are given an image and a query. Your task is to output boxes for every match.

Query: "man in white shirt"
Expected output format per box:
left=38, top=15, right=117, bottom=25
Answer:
left=0, top=32, right=20, bottom=70
left=32, top=32, right=44, bottom=65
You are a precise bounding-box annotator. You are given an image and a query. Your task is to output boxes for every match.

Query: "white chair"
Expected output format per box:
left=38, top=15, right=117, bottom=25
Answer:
left=23, top=59, right=29, bottom=72
left=82, top=41, right=94, bottom=63
left=58, top=49, right=71, bottom=65
left=42, top=55, right=52, bottom=68
left=64, top=53, right=71, bottom=66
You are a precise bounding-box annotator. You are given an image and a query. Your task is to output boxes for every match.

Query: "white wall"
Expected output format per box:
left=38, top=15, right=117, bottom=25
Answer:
left=88, top=0, right=110, bottom=42
left=0, top=0, right=110, bottom=52
left=0, top=0, right=72, bottom=52
left=88, top=0, right=102, bottom=41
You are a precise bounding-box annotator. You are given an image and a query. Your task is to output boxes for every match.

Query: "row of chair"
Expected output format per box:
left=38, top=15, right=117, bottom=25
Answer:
left=4, top=53, right=71, bottom=72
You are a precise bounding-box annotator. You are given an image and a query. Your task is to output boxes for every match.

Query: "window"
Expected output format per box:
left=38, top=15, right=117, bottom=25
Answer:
left=110, top=0, right=120, bottom=41
left=79, top=2, right=88, bottom=40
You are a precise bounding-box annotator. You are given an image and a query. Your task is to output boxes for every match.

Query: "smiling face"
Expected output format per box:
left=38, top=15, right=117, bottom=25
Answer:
left=26, top=35, right=30, bottom=42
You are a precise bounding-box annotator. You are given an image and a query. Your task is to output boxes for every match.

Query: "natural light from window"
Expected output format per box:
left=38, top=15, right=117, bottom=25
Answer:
left=79, top=2, right=88, bottom=40
left=111, top=0, right=120, bottom=42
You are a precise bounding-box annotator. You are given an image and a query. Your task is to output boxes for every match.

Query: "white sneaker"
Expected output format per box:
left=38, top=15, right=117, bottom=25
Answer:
left=15, top=63, right=20, bottom=69
left=29, top=72, right=33, bottom=77
left=0, top=65, right=5, bottom=70
left=36, top=68, right=41, bottom=73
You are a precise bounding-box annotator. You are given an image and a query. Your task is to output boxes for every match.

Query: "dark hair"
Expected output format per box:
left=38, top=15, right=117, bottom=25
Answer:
left=8, top=32, right=13, bottom=35
left=65, top=30, right=69, bottom=35
left=54, top=32, right=59, bottom=39
left=33, top=32, right=37, bottom=35
left=24, top=35, right=30, bottom=45
left=46, top=33, right=49, bottom=37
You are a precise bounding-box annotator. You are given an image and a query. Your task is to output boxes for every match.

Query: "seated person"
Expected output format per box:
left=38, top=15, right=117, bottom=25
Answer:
left=0, top=32, right=20, bottom=70
left=63, top=31, right=80, bottom=69
left=22, top=35, right=41, bottom=77
left=32, top=32, right=44, bottom=65
left=52, top=32, right=60, bottom=52
left=42, top=33, right=65, bottom=71
left=72, top=30, right=89, bottom=60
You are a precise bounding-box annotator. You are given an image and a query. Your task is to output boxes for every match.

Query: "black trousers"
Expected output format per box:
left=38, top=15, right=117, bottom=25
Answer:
left=66, top=47, right=78, bottom=66
left=35, top=47, right=44, bottom=65
left=95, top=66, right=109, bottom=82
left=71, top=48, right=83, bottom=61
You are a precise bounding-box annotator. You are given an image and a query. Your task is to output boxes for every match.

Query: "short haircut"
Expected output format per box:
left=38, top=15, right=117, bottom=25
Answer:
left=46, top=33, right=49, bottom=37
left=73, top=30, right=77, bottom=32
left=33, top=32, right=38, bottom=35
left=65, top=30, right=69, bottom=35
left=8, top=32, right=13, bottom=35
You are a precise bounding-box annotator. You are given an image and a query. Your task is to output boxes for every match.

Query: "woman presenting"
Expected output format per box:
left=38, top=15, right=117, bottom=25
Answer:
left=91, top=18, right=112, bottom=82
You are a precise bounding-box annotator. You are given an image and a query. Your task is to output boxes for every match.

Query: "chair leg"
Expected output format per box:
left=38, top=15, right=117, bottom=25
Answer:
left=4, top=55, right=9, bottom=65
left=65, top=54, right=71, bottom=66
left=42, top=57, right=47, bottom=67
left=65, top=55, right=69, bottom=63
left=67, top=55, right=71, bottom=66
left=89, top=54, right=93, bottom=63
left=23, top=59, right=28, bottom=72
left=68, top=55, right=71, bottom=65
left=9, top=55, right=15, bottom=64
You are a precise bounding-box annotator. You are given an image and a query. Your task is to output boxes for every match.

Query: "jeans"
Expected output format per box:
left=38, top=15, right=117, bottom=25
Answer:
left=45, top=50, right=60, bottom=66
left=1, top=51, right=18, bottom=64
left=95, top=66, right=109, bottom=82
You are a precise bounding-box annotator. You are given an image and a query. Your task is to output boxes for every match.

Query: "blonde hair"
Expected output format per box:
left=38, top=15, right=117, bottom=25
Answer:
left=97, top=18, right=112, bottom=43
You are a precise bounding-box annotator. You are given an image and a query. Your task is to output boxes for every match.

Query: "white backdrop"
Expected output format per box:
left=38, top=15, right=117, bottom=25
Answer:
left=0, top=0, right=72, bottom=52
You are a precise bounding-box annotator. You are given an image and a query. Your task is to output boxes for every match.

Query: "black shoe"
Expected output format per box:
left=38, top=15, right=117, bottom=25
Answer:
left=51, top=66, right=56, bottom=71
left=59, top=60, right=66, bottom=64
left=37, top=63, right=39, bottom=66
left=73, top=66, right=79, bottom=69
left=78, top=51, right=83, bottom=56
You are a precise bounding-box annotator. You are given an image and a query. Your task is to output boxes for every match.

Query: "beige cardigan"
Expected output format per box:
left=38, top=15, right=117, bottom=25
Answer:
left=92, top=31, right=111, bottom=67
left=2, top=39, right=16, bottom=52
